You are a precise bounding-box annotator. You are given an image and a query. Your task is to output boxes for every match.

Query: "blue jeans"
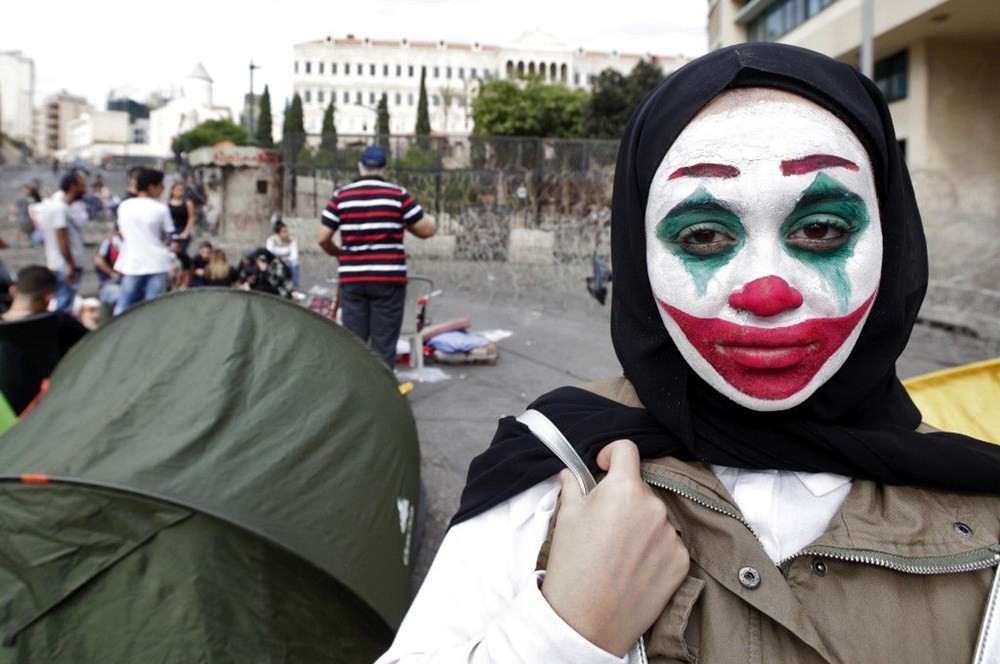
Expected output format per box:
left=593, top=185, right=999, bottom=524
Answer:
left=54, top=266, right=82, bottom=314
left=114, top=273, right=168, bottom=315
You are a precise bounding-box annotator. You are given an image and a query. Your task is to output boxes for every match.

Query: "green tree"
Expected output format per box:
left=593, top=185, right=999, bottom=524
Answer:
left=472, top=77, right=588, bottom=137
left=581, top=70, right=630, bottom=138
left=318, top=100, right=338, bottom=164
left=376, top=93, right=390, bottom=147
left=282, top=93, right=306, bottom=161
left=255, top=85, right=274, bottom=146
left=581, top=58, right=664, bottom=139
left=415, top=66, right=431, bottom=137
left=171, top=118, right=247, bottom=158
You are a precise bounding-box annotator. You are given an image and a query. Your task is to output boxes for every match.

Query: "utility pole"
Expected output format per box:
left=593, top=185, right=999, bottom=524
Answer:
left=248, top=60, right=261, bottom=142
left=860, top=0, right=874, bottom=78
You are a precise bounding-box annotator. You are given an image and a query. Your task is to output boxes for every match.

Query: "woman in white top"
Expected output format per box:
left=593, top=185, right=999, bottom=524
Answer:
left=265, top=218, right=300, bottom=286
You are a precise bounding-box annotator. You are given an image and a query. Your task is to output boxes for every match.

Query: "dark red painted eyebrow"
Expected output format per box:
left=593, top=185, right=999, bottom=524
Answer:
left=781, top=154, right=859, bottom=176
left=668, top=163, right=740, bottom=180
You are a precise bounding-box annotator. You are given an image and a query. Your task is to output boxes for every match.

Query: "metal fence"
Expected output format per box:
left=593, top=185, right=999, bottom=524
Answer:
left=280, top=132, right=619, bottom=223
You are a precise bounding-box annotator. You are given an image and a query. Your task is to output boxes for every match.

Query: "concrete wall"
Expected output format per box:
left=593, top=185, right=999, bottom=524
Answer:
left=921, top=38, right=1000, bottom=215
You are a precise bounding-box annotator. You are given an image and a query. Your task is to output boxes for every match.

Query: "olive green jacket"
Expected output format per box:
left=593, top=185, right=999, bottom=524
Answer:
left=580, top=378, right=1000, bottom=663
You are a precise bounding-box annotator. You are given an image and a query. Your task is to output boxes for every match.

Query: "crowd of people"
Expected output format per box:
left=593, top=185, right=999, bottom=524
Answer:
left=0, top=164, right=304, bottom=422
left=2, top=165, right=301, bottom=329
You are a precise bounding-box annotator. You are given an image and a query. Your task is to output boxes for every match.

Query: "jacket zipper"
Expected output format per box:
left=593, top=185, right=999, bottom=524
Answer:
left=641, top=468, right=1000, bottom=575
left=641, top=470, right=762, bottom=540
left=779, top=545, right=1000, bottom=574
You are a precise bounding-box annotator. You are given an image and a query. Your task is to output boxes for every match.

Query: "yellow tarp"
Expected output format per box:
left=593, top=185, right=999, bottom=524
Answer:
left=903, top=357, right=1000, bottom=444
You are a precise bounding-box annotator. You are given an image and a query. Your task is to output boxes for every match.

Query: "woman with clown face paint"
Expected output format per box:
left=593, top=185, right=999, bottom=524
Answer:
left=377, top=44, right=1000, bottom=664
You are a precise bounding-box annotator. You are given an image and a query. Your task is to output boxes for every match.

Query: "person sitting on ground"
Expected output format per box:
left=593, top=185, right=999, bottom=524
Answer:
left=195, top=248, right=238, bottom=288
left=377, top=43, right=1000, bottom=664
left=169, top=237, right=192, bottom=290
left=265, top=218, right=300, bottom=286
left=93, top=223, right=125, bottom=319
left=247, top=247, right=294, bottom=299
left=190, top=240, right=213, bottom=287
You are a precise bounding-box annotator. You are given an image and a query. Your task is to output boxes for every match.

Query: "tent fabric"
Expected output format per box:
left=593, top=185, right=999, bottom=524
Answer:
left=903, top=358, right=1000, bottom=444
left=0, top=485, right=390, bottom=662
left=0, top=289, right=421, bottom=641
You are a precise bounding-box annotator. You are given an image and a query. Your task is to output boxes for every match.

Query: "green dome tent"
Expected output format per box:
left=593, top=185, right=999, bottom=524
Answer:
left=0, top=290, right=421, bottom=662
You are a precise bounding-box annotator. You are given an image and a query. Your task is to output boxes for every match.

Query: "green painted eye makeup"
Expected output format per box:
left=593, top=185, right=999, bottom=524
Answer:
left=656, top=188, right=744, bottom=295
left=781, top=172, right=871, bottom=311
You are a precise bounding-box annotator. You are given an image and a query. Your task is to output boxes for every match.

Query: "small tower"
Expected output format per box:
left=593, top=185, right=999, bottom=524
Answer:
left=183, top=63, right=214, bottom=108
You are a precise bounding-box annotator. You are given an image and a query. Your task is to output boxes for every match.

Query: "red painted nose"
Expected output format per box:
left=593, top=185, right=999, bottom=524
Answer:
left=728, top=275, right=803, bottom=317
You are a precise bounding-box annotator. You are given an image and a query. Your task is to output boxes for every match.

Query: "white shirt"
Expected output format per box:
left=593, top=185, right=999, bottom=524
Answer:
left=377, top=467, right=852, bottom=664
left=114, top=197, right=174, bottom=275
left=265, top=235, right=299, bottom=266
left=34, top=191, right=86, bottom=270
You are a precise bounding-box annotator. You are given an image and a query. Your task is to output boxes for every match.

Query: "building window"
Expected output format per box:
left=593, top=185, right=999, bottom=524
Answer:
left=305, top=61, right=312, bottom=74
left=319, top=62, right=324, bottom=74
left=332, top=62, right=338, bottom=74
left=470, top=67, right=477, bottom=79
left=355, top=91, right=362, bottom=104
left=294, top=61, right=299, bottom=74
left=459, top=67, right=465, bottom=80
left=432, top=95, right=440, bottom=106
left=748, top=0, right=838, bottom=42
left=396, top=64, right=402, bottom=76
left=573, top=72, right=580, bottom=85
left=447, top=66, right=452, bottom=79
left=434, top=66, right=440, bottom=78
left=875, top=50, right=908, bottom=102
left=344, top=91, right=349, bottom=103
left=369, top=92, right=376, bottom=104
left=408, top=93, right=414, bottom=105
left=395, top=92, right=402, bottom=104
left=318, top=90, right=324, bottom=103
left=370, top=63, right=376, bottom=75
left=304, top=90, right=311, bottom=102
left=344, top=63, right=350, bottom=75
left=409, top=65, right=415, bottom=77
left=383, top=64, right=389, bottom=76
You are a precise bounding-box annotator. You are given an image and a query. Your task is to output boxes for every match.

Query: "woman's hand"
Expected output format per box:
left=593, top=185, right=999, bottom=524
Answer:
left=541, top=439, right=690, bottom=657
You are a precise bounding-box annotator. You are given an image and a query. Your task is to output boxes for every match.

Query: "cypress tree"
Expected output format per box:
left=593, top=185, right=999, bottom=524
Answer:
left=255, top=85, right=274, bottom=146
left=283, top=93, right=306, bottom=161
left=415, top=66, right=431, bottom=137
left=376, top=93, right=390, bottom=148
left=319, top=100, right=338, bottom=165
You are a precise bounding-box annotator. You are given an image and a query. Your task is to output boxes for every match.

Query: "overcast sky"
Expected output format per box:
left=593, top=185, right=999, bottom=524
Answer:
left=3, top=0, right=708, bottom=113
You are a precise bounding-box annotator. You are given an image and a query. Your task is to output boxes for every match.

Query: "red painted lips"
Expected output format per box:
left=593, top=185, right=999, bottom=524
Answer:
left=659, top=293, right=876, bottom=400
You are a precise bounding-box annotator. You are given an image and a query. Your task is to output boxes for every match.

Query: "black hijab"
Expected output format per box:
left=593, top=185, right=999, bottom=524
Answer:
left=453, top=43, right=1000, bottom=526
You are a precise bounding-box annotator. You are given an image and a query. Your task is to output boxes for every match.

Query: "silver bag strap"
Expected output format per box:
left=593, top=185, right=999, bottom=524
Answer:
left=973, top=563, right=1000, bottom=664
left=516, top=409, right=647, bottom=663
left=516, top=409, right=597, bottom=496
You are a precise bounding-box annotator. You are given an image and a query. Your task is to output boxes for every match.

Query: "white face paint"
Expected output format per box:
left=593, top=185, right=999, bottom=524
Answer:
left=645, top=88, right=883, bottom=411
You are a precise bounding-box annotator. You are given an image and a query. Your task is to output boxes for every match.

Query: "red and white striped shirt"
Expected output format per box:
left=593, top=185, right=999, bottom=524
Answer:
left=321, top=176, right=424, bottom=284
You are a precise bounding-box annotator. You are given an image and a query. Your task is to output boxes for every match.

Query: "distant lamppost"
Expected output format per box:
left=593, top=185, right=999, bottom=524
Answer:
left=248, top=60, right=261, bottom=143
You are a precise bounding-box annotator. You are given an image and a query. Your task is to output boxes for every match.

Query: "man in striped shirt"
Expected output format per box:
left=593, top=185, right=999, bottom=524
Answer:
left=317, top=145, right=436, bottom=368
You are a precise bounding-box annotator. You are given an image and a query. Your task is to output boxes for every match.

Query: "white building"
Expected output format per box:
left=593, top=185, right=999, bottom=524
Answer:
left=66, top=110, right=160, bottom=163
left=34, top=91, right=91, bottom=159
left=292, top=32, right=688, bottom=137
left=0, top=50, right=36, bottom=146
left=148, top=64, right=233, bottom=157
